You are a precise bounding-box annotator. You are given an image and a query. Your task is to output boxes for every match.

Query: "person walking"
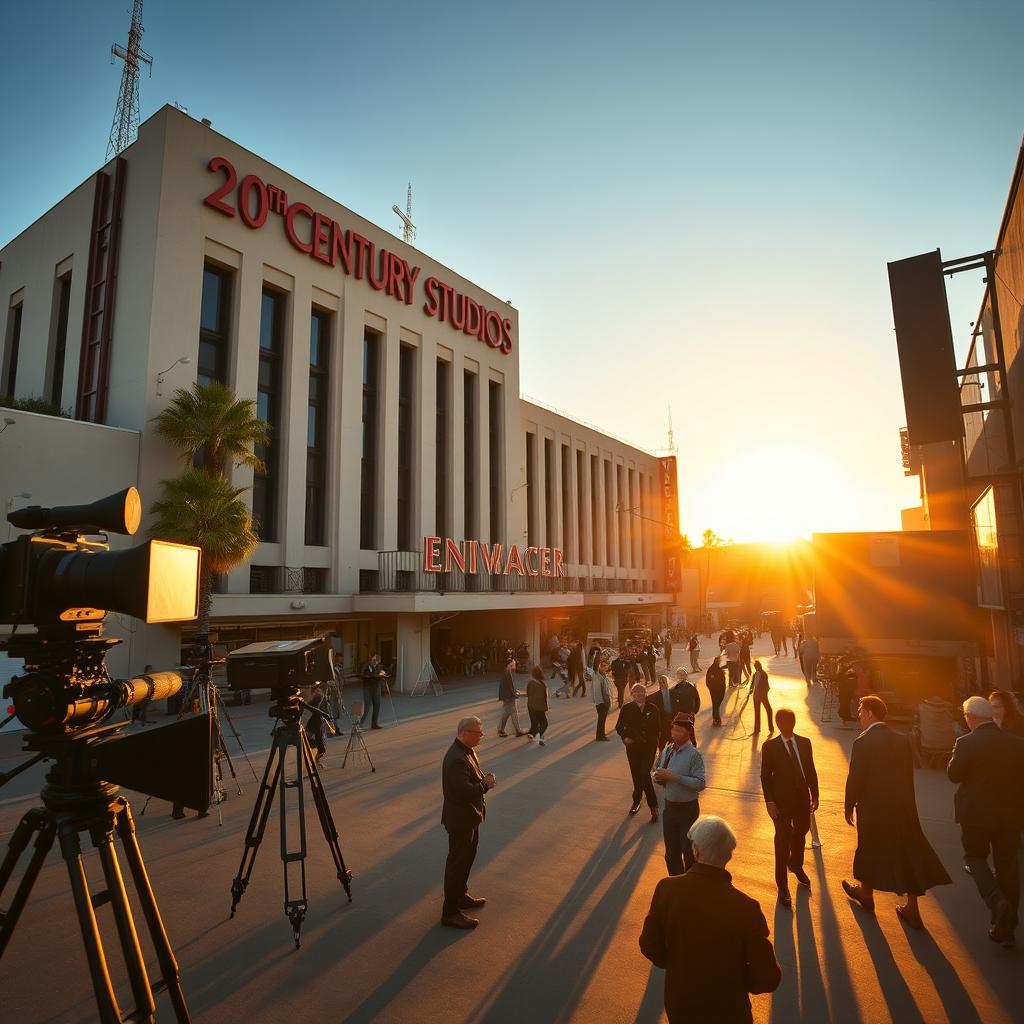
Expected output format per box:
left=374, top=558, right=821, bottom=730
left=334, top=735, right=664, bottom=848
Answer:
left=497, top=655, right=528, bottom=737
left=739, top=634, right=752, bottom=683
left=843, top=695, right=950, bottom=929
left=616, top=682, right=660, bottom=821
left=724, top=633, right=741, bottom=689
left=688, top=633, right=700, bottom=673
left=653, top=716, right=706, bottom=874
left=947, top=695, right=1024, bottom=947
left=989, top=689, right=1024, bottom=737
left=440, top=716, right=495, bottom=929
left=760, top=708, right=818, bottom=907
left=569, top=641, right=587, bottom=698
left=671, top=669, right=701, bottom=721
left=664, top=632, right=673, bottom=670
left=525, top=666, right=549, bottom=746
left=610, top=648, right=633, bottom=709
left=706, top=656, right=727, bottom=727
left=750, top=660, right=773, bottom=734
left=801, top=635, right=820, bottom=686
left=592, top=657, right=613, bottom=741
left=640, top=815, right=781, bottom=1023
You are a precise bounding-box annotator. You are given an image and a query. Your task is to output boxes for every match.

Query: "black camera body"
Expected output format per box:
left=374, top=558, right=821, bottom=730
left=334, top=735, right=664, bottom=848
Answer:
left=226, top=638, right=332, bottom=696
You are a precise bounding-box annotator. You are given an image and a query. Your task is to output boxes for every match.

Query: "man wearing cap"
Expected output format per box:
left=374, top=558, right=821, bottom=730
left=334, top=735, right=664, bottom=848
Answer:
left=653, top=715, right=706, bottom=874
left=947, top=694, right=1024, bottom=947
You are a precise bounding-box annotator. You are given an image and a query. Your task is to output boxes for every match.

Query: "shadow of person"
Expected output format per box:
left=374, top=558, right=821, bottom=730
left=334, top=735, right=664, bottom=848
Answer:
left=770, top=900, right=798, bottom=1015
left=904, top=926, right=984, bottom=1024
left=846, top=904, right=922, bottom=1022
left=810, top=849, right=860, bottom=1022
left=634, top=963, right=664, bottom=1024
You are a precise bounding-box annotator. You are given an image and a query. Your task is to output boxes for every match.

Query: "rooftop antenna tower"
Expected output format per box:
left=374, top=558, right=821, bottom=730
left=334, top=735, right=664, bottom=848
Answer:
left=107, top=0, right=153, bottom=159
left=392, top=182, right=416, bottom=243
left=666, top=405, right=677, bottom=453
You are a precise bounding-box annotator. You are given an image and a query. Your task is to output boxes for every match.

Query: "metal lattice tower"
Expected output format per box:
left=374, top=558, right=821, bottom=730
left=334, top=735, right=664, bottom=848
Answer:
left=107, top=0, right=153, bottom=159
left=392, top=183, right=416, bottom=243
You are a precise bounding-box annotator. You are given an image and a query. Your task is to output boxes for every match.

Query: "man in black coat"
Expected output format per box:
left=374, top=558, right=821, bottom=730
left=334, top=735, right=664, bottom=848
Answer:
left=616, top=682, right=661, bottom=821
left=610, top=650, right=633, bottom=708
left=947, top=695, right=1024, bottom=947
left=705, top=656, right=727, bottom=727
left=568, top=641, right=587, bottom=698
left=842, top=696, right=950, bottom=929
left=760, top=707, right=818, bottom=906
left=440, top=716, right=495, bottom=929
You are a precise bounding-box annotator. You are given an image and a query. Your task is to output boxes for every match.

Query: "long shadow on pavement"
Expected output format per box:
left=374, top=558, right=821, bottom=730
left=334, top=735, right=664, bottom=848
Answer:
left=846, top=907, right=922, bottom=1023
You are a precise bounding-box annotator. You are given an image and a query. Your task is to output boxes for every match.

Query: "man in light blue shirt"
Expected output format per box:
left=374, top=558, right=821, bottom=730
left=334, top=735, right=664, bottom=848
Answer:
left=653, top=715, right=707, bottom=874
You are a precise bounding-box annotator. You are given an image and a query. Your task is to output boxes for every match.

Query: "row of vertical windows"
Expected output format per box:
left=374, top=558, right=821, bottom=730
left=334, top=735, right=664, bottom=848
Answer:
left=525, top=432, right=537, bottom=546
left=306, top=310, right=330, bottom=546
left=49, top=275, right=72, bottom=408
left=397, top=345, right=415, bottom=550
left=436, top=360, right=449, bottom=537
left=251, top=289, right=283, bottom=541
left=3, top=303, right=22, bottom=397
left=198, top=265, right=231, bottom=385
left=488, top=381, right=502, bottom=543
left=561, top=444, right=572, bottom=562
left=544, top=437, right=555, bottom=544
left=464, top=371, right=476, bottom=537
left=360, top=331, right=380, bottom=548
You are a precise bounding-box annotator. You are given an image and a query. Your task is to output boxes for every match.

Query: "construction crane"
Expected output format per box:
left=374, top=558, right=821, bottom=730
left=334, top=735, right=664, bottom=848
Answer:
left=107, top=0, right=153, bottom=159
left=392, top=182, right=416, bottom=243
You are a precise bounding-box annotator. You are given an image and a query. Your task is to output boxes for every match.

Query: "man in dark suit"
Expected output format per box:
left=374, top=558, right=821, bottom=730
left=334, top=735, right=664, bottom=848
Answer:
left=842, top=695, right=950, bottom=929
left=616, top=682, right=661, bottom=821
left=440, top=715, right=495, bottom=929
left=760, top=707, right=818, bottom=907
left=947, top=695, right=1024, bottom=947
left=640, top=814, right=781, bottom=1023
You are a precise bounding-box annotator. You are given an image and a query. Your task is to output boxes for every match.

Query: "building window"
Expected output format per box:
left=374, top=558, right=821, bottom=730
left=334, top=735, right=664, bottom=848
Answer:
left=397, top=345, right=415, bottom=549
left=50, top=274, right=72, bottom=408
left=576, top=449, right=587, bottom=564
left=359, top=569, right=379, bottom=593
left=604, top=460, right=614, bottom=564
left=464, top=371, right=476, bottom=537
left=544, top=438, right=555, bottom=546
left=488, top=380, right=502, bottom=543
left=561, top=444, right=571, bottom=561
left=617, top=465, right=627, bottom=566
left=198, top=264, right=232, bottom=385
left=305, top=309, right=330, bottom=546
left=526, top=432, right=537, bottom=546
left=590, top=454, right=600, bottom=564
left=303, top=568, right=327, bottom=594
left=249, top=565, right=280, bottom=593
left=360, top=330, right=380, bottom=548
left=436, top=360, right=449, bottom=536
left=252, top=288, right=284, bottom=542
left=3, top=302, right=22, bottom=398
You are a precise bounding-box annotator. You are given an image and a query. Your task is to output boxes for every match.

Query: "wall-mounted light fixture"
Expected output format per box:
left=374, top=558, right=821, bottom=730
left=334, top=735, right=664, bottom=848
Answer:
left=156, top=356, right=193, bottom=396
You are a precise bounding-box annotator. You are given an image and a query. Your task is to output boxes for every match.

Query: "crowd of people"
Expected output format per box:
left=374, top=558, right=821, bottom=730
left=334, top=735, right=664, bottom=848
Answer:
left=439, top=631, right=1024, bottom=1024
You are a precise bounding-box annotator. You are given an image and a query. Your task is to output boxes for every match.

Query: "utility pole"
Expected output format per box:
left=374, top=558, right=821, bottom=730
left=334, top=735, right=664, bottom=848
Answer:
left=107, top=0, right=153, bottom=159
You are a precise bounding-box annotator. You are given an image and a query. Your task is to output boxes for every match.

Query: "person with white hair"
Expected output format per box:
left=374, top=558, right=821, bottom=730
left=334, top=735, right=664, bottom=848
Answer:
left=947, top=694, right=1024, bottom=947
left=640, top=815, right=781, bottom=1022
left=615, top=682, right=661, bottom=821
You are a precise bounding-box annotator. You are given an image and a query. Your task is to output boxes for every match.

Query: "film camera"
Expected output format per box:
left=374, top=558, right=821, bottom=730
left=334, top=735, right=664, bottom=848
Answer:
left=0, top=486, right=205, bottom=1023
left=226, top=638, right=333, bottom=696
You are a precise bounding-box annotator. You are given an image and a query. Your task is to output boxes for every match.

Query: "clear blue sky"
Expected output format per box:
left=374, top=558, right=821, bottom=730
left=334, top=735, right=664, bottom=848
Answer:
left=3, top=0, right=1022, bottom=542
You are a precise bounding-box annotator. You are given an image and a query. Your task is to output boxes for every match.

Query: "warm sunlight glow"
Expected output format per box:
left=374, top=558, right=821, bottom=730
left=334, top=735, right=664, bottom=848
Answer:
left=685, top=445, right=857, bottom=544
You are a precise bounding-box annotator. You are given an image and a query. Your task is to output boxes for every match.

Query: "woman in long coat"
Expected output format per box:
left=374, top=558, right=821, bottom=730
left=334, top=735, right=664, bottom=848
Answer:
left=843, top=695, right=950, bottom=929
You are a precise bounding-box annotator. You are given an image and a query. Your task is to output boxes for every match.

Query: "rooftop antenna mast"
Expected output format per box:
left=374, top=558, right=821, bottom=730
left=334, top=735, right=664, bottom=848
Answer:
left=666, top=405, right=677, bottom=453
left=107, top=0, right=153, bottom=159
left=392, top=182, right=416, bottom=244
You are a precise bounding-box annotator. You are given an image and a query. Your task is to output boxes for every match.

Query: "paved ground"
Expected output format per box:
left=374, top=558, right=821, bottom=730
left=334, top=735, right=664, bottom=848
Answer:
left=1, top=636, right=1022, bottom=1022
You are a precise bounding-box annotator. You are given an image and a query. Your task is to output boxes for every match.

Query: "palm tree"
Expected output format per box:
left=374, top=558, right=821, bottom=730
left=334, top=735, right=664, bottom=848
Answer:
left=152, top=380, right=269, bottom=476
left=149, top=470, right=260, bottom=632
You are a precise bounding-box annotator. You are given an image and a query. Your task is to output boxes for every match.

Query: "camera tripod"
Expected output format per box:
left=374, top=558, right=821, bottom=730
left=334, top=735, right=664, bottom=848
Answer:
left=229, top=688, right=352, bottom=947
left=0, top=726, right=191, bottom=1023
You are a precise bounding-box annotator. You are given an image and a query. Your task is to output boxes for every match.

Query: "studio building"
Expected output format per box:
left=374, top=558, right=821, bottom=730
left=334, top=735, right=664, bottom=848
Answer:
left=0, top=105, right=675, bottom=687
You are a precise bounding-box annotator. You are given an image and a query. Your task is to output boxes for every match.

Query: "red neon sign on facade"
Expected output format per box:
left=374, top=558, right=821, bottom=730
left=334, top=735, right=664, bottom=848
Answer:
left=203, top=157, right=513, bottom=354
left=423, top=537, right=567, bottom=578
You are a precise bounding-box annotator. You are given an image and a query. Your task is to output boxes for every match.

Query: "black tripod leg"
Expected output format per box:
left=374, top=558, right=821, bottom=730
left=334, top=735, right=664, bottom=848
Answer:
left=301, top=731, right=353, bottom=901
left=90, top=815, right=156, bottom=1021
left=279, top=727, right=309, bottom=948
left=115, top=801, right=191, bottom=1023
left=231, top=732, right=283, bottom=917
left=216, top=689, right=259, bottom=784
left=0, top=809, right=55, bottom=959
left=57, top=820, right=122, bottom=1024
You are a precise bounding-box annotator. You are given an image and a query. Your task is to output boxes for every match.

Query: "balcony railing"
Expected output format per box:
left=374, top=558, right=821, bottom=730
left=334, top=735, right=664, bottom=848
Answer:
left=370, top=550, right=652, bottom=596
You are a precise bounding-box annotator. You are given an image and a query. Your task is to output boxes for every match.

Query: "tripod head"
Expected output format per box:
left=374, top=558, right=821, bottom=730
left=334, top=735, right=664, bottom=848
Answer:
left=268, top=686, right=332, bottom=726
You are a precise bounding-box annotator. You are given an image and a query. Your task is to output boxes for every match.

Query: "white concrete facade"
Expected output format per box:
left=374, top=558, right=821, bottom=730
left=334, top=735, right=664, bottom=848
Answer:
left=1, top=106, right=670, bottom=686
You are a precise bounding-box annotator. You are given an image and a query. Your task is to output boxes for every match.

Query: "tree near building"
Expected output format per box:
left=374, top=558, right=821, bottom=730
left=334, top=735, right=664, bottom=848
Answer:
left=149, top=381, right=269, bottom=632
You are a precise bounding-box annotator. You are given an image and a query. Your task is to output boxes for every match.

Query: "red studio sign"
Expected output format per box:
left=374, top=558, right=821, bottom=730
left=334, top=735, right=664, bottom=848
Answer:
left=423, top=538, right=567, bottom=578
left=203, top=157, right=513, bottom=354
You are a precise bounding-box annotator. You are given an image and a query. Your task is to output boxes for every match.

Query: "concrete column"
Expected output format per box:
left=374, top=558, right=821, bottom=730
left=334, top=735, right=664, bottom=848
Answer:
left=379, top=320, right=401, bottom=552
left=565, top=442, right=579, bottom=567
left=630, top=469, right=641, bottom=570
left=550, top=438, right=563, bottom=554
left=335, top=300, right=365, bottom=594
left=226, top=253, right=264, bottom=595
left=578, top=448, right=592, bottom=569
left=475, top=371, right=489, bottom=543
left=282, top=281, right=310, bottom=568
left=607, top=457, right=619, bottom=569
left=395, top=612, right=430, bottom=693
left=593, top=452, right=606, bottom=568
